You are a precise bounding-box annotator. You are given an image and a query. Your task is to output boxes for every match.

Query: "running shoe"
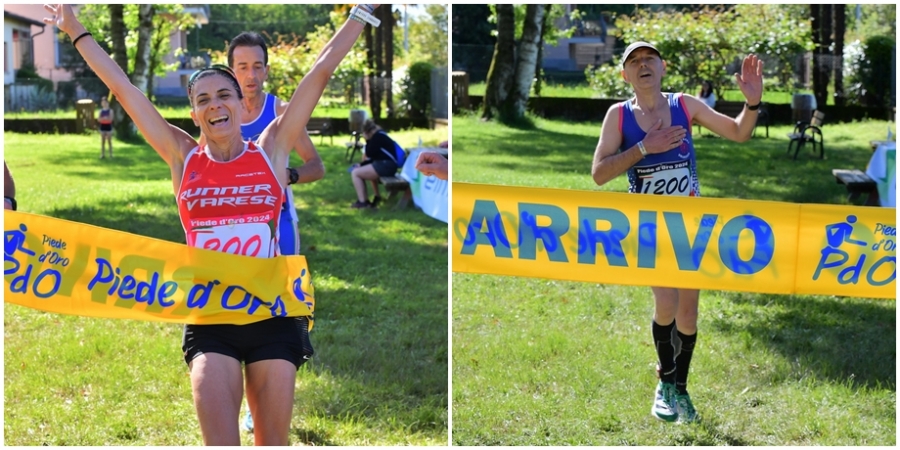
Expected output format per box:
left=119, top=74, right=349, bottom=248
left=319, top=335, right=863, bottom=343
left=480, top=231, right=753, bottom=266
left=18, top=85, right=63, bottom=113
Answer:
left=651, top=381, right=678, bottom=422
left=241, top=410, right=254, bottom=433
left=675, top=393, right=699, bottom=424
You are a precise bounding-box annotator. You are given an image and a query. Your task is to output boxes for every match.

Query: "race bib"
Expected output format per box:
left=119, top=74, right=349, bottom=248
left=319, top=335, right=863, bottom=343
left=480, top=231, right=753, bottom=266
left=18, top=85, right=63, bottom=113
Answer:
left=636, top=161, right=693, bottom=196
left=191, top=220, right=273, bottom=257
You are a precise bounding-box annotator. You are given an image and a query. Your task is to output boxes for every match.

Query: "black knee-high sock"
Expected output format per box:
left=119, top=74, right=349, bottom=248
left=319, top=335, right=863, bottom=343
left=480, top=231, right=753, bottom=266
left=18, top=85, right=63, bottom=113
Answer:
left=675, top=331, right=697, bottom=395
left=652, top=320, right=677, bottom=384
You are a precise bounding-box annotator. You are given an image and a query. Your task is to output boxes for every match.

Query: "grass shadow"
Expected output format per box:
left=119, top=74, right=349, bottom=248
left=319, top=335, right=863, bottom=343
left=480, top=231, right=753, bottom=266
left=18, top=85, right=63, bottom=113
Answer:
left=710, top=291, right=895, bottom=390
left=44, top=194, right=184, bottom=243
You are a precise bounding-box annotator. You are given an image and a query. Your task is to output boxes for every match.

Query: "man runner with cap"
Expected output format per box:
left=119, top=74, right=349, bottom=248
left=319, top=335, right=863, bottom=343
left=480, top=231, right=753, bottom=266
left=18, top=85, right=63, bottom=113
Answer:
left=590, top=41, right=763, bottom=424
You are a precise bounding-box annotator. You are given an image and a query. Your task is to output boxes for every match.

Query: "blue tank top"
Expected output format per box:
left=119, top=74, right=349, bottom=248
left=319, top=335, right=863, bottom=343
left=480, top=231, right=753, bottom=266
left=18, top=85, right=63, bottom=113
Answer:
left=240, top=93, right=278, bottom=142
left=619, top=93, right=700, bottom=197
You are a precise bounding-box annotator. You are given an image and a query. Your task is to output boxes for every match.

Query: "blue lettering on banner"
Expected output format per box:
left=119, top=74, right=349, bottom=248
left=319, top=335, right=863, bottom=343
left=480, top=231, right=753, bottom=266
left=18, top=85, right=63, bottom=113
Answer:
left=5, top=223, right=301, bottom=318
left=519, top=204, right=569, bottom=262
left=459, top=202, right=778, bottom=276
left=577, top=207, right=629, bottom=266
left=461, top=200, right=512, bottom=258
left=717, top=215, right=775, bottom=275
left=664, top=212, right=717, bottom=271
left=637, top=211, right=657, bottom=269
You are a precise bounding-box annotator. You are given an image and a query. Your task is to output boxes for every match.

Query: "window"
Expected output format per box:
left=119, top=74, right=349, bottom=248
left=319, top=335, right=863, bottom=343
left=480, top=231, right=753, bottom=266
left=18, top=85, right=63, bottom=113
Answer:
left=12, top=28, right=34, bottom=70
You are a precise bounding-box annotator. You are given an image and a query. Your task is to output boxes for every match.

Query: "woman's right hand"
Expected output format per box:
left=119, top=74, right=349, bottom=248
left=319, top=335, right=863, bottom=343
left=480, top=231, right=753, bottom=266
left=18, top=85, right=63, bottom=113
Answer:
left=43, top=4, right=85, bottom=38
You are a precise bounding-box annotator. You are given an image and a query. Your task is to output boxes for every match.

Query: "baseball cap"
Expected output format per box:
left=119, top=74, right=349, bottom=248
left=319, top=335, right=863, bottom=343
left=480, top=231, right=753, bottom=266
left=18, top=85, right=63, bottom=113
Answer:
left=622, top=41, right=661, bottom=66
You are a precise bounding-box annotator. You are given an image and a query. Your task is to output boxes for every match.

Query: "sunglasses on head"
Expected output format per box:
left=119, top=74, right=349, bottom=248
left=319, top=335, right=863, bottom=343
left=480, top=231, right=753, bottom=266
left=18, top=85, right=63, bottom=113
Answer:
left=187, top=64, right=237, bottom=97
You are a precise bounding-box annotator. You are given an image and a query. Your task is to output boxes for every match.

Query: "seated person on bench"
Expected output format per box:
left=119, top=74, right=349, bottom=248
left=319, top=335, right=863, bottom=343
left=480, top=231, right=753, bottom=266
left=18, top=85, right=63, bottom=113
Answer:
left=349, top=119, right=401, bottom=209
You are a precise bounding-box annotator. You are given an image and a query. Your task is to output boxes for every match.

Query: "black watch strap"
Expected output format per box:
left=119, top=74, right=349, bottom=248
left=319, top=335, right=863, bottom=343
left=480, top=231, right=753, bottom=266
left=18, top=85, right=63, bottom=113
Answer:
left=5, top=196, right=17, bottom=211
left=746, top=102, right=761, bottom=111
left=287, top=167, right=299, bottom=185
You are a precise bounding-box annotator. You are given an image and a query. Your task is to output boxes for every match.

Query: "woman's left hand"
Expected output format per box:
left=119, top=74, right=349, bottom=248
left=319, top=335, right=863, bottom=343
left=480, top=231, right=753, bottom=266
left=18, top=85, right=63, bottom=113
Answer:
left=43, top=4, right=85, bottom=38
left=734, top=54, right=763, bottom=106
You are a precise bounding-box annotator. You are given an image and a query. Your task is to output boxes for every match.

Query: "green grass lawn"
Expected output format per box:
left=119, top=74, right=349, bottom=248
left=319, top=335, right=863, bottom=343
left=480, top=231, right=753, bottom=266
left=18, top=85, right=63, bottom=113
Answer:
left=450, top=114, right=895, bottom=445
left=3, top=100, right=366, bottom=120
left=468, top=82, right=816, bottom=104
left=4, top=126, right=449, bottom=446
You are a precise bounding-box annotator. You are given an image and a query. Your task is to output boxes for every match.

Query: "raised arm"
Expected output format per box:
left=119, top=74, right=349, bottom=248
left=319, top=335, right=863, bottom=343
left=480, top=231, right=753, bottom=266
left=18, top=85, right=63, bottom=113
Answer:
left=44, top=5, right=193, bottom=165
left=265, top=5, right=375, bottom=160
left=274, top=101, right=325, bottom=183
left=689, top=54, right=763, bottom=143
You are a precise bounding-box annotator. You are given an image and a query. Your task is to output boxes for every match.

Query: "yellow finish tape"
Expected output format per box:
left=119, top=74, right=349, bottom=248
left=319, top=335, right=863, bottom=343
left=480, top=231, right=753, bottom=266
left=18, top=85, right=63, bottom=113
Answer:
left=451, top=183, right=895, bottom=299
left=4, top=211, right=315, bottom=325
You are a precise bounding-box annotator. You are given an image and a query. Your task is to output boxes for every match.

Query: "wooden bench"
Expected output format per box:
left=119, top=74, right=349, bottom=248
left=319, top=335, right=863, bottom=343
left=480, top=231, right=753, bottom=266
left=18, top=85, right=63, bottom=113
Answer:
left=378, top=175, right=412, bottom=209
left=787, top=110, right=825, bottom=160
left=832, top=169, right=879, bottom=206
left=694, top=101, right=769, bottom=138
left=306, top=118, right=334, bottom=145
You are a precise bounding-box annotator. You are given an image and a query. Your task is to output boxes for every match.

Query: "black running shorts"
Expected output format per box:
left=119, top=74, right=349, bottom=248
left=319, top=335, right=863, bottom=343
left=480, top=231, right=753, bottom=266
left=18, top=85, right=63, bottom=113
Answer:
left=182, top=316, right=314, bottom=369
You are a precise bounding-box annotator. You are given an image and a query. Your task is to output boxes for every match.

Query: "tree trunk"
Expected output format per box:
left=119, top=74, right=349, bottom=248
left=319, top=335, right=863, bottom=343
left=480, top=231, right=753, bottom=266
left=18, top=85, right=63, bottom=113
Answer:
left=373, top=16, right=384, bottom=119
left=833, top=5, right=846, bottom=107
left=147, top=16, right=169, bottom=103
left=481, top=4, right=515, bottom=121
left=364, top=23, right=374, bottom=113
left=108, top=4, right=134, bottom=140
left=131, top=4, right=154, bottom=96
left=533, top=5, right=551, bottom=98
left=812, top=4, right=833, bottom=108
left=382, top=8, right=394, bottom=119
left=810, top=4, right=820, bottom=93
left=821, top=4, right=833, bottom=107
left=509, top=4, right=545, bottom=118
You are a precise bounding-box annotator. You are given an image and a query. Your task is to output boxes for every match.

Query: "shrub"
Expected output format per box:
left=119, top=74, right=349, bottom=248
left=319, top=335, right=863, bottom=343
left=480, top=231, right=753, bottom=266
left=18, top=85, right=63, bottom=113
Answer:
left=399, top=61, right=435, bottom=119
left=855, top=35, right=895, bottom=108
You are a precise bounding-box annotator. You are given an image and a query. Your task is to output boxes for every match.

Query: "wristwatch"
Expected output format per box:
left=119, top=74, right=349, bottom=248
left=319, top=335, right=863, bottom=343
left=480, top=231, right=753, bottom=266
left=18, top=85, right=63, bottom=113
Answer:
left=746, top=102, right=761, bottom=111
left=287, top=167, right=299, bottom=185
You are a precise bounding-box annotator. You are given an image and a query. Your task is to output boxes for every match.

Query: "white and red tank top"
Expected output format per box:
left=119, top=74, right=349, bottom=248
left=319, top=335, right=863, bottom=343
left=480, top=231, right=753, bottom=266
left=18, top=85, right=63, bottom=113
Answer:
left=177, top=141, right=284, bottom=257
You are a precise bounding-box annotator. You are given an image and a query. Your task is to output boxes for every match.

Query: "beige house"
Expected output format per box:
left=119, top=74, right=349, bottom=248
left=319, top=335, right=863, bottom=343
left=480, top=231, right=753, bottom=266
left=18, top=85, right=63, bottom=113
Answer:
left=542, top=4, right=616, bottom=71
left=3, top=4, right=209, bottom=97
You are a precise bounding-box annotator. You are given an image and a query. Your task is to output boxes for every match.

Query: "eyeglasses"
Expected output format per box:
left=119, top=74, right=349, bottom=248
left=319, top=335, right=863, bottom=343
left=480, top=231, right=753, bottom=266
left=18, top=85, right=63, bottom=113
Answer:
left=187, top=64, right=237, bottom=97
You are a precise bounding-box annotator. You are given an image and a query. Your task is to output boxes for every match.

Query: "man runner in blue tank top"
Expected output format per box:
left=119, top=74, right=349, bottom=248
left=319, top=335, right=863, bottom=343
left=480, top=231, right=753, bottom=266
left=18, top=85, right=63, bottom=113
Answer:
left=591, top=42, right=763, bottom=424
left=229, top=32, right=325, bottom=258
left=226, top=31, right=326, bottom=434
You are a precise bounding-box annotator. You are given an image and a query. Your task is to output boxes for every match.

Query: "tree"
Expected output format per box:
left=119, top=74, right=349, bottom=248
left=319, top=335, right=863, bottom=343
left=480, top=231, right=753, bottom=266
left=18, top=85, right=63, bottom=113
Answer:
left=452, top=4, right=493, bottom=46
left=407, top=4, right=448, bottom=67
left=833, top=5, right=847, bottom=107
left=533, top=5, right=551, bottom=97
left=207, top=10, right=366, bottom=104
left=481, top=4, right=515, bottom=121
left=131, top=5, right=154, bottom=96
left=193, top=4, right=332, bottom=53
left=811, top=4, right=834, bottom=108
left=510, top=5, right=545, bottom=117
left=585, top=5, right=812, bottom=99
left=108, top=5, right=132, bottom=139
left=75, top=4, right=195, bottom=140
left=382, top=7, right=395, bottom=118
left=362, top=7, right=399, bottom=119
